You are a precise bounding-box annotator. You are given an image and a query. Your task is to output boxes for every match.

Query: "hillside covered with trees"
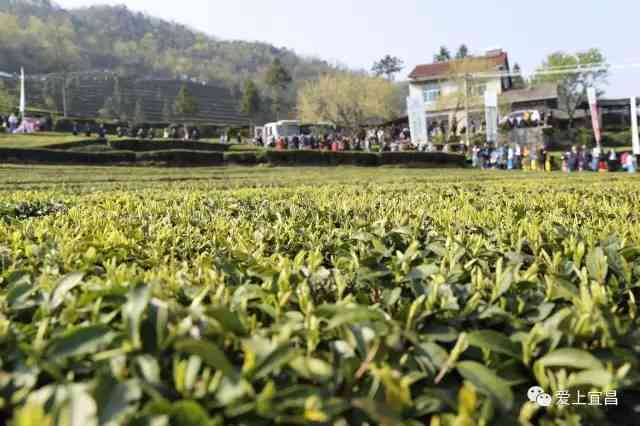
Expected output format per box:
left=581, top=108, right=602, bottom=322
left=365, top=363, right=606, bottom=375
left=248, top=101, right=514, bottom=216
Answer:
left=0, top=0, right=338, bottom=122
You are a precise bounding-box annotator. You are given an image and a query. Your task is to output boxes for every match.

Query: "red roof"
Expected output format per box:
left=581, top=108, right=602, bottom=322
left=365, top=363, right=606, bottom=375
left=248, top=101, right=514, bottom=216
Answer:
left=409, top=52, right=509, bottom=80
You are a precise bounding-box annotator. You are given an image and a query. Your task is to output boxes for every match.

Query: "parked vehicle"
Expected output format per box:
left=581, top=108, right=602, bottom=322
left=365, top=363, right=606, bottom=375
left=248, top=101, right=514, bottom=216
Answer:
left=500, top=110, right=541, bottom=126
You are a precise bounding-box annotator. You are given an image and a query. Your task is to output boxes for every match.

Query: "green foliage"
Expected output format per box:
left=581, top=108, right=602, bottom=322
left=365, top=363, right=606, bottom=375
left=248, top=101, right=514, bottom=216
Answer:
left=434, top=45, right=452, bottom=63
left=455, top=44, right=469, bottom=60
left=265, top=58, right=292, bottom=118
left=240, top=80, right=261, bottom=121
left=372, top=55, right=404, bottom=80
left=511, top=63, right=527, bottom=89
left=1, top=161, right=640, bottom=426
left=133, top=99, right=145, bottom=124
left=173, top=85, right=199, bottom=117
left=534, top=49, right=609, bottom=127
left=0, top=2, right=337, bottom=119
left=0, top=80, right=17, bottom=112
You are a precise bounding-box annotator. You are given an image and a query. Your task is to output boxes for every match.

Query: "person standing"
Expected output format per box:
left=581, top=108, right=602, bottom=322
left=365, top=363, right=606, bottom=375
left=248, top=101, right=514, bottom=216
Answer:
left=472, top=145, right=480, bottom=168
left=377, top=128, right=386, bottom=153
left=507, top=145, right=514, bottom=170
left=8, top=113, right=17, bottom=133
left=592, top=145, right=601, bottom=171
left=544, top=146, right=552, bottom=172
left=530, top=145, right=539, bottom=172
left=608, top=150, right=618, bottom=172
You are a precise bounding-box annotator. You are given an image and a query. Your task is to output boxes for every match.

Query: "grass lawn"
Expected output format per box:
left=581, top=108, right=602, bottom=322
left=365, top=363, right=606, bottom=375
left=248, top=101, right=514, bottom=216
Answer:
left=0, top=132, right=244, bottom=149
left=0, top=131, right=90, bottom=148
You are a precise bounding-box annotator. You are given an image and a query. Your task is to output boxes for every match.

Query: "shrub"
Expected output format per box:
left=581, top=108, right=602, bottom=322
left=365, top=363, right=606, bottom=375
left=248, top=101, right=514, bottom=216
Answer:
left=108, top=140, right=229, bottom=152
left=0, top=148, right=135, bottom=164
left=135, top=150, right=224, bottom=165
left=380, top=152, right=465, bottom=166
left=224, top=151, right=266, bottom=165
left=264, top=150, right=380, bottom=166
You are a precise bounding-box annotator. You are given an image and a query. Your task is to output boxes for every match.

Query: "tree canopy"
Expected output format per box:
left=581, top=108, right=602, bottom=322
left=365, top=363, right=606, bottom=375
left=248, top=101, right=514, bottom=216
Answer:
left=297, top=73, right=401, bottom=129
left=434, top=46, right=452, bottom=63
left=265, top=59, right=292, bottom=119
left=173, top=85, right=199, bottom=117
left=534, top=49, right=608, bottom=127
left=455, top=45, right=469, bottom=60
left=372, top=55, right=404, bottom=80
left=241, top=80, right=261, bottom=123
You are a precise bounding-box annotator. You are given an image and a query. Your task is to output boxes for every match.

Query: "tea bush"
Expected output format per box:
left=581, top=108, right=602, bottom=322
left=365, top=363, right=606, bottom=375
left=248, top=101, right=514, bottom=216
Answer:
left=1, top=170, right=639, bottom=426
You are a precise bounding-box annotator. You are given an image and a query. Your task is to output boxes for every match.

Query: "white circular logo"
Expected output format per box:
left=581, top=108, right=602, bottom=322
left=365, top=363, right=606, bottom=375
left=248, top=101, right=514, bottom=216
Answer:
left=528, top=386, right=545, bottom=402
left=536, top=393, right=553, bottom=407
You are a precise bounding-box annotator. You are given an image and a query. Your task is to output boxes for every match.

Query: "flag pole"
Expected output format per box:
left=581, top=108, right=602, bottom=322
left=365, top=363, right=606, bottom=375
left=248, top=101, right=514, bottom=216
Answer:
left=632, top=97, right=639, bottom=156
left=19, top=68, right=26, bottom=116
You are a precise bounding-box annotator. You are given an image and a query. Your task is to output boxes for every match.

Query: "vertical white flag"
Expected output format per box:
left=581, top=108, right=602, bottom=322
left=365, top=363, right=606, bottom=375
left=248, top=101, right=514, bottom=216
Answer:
left=485, top=90, right=498, bottom=144
left=407, top=96, right=428, bottom=145
left=19, top=68, right=26, bottom=115
left=632, top=97, right=640, bottom=155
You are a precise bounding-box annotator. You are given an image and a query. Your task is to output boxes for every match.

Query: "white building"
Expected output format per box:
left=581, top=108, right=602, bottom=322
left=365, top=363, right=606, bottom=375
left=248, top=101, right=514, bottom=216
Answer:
left=408, top=49, right=513, bottom=135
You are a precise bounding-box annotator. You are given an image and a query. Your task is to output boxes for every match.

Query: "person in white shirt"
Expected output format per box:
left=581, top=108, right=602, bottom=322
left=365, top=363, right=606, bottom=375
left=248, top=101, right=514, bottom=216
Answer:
left=507, top=145, right=515, bottom=170
left=8, top=114, right=17, bottom=132
left=377, top=128, right=386, bottom=152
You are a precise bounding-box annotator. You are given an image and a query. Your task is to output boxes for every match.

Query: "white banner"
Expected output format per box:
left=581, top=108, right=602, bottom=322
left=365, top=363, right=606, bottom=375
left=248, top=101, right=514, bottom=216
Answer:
left=485, top=90, right=498, bottom=143
left=632, top=97, right=639, bottom=155
left=407, top=96, right=428, bottom=145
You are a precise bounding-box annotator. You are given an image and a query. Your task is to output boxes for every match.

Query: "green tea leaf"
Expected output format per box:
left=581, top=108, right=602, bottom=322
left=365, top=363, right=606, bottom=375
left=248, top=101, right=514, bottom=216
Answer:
left=457, top=361, right=514, bottom=410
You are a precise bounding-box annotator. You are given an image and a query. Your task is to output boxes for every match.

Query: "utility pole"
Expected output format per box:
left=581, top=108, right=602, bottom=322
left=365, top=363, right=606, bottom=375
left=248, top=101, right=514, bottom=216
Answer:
left=464, top=73, right=471, bottom=147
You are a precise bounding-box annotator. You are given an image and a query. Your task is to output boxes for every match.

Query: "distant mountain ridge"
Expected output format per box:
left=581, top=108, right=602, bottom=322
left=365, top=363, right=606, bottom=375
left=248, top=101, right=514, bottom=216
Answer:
left=0, top=0, right=337, bottom=121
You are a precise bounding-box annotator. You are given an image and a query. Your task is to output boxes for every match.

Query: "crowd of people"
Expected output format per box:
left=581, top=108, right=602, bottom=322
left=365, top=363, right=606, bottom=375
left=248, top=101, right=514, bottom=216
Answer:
left=255, top=126, right=414, bottom=153
left=471, top=143, right=637, bottom=173
left=70, top=122, right=207, bottom=141
left=1, top=113, right=53, bottom=133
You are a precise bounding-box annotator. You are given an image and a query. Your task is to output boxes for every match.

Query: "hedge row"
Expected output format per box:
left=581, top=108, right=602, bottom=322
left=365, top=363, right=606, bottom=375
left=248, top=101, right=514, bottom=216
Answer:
left=0, top=148, right=466, bottom=168
left=108, top=139, right=230, bottom=152
left=43, top=140, right=108, bottom=150
left=224, top=150, right=466, bottom=167
left=0, top=148, right=222, bottom=166
left=543, top=128, right=634, bottom=149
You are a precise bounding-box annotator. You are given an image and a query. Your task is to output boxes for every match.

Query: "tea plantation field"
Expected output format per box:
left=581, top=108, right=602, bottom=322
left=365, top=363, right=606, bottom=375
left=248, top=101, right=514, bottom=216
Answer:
left=1, top=166, right=640, bottom=426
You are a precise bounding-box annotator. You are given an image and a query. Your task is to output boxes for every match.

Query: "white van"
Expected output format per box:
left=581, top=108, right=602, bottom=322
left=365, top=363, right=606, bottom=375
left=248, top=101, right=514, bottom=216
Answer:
left=263, top=120, right=301, bottom=144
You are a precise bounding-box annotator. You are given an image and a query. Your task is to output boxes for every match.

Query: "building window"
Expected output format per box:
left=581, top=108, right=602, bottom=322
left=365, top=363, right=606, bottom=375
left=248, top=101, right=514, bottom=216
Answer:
left=423, top=84, right=441, bottom=104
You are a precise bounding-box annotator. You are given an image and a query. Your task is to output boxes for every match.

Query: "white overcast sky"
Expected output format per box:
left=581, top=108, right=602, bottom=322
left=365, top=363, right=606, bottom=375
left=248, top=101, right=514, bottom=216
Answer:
left=56, top=0, right=639, bottom=98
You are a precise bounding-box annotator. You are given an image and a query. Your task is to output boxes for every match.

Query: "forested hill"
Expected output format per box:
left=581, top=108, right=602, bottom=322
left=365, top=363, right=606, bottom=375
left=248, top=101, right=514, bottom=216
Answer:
left=0, top=0, right=337, bottom=119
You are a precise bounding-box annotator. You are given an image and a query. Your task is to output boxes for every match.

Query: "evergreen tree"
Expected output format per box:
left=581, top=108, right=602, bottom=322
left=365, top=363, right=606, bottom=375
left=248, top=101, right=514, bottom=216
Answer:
left=173, top=84, right=198, bottom=117
left=98, top=96, right=116, bottom=119
left=112, top=77, right=125, bottom=120
left=265, top=58, right=292, bottom=119
left=511, top=63, right=527, bottom=89
left=455, top=44, right=469, bottom=59
left=434, top=46, right=452, bottom=63
left=133, top=99, right=145, bottom=124
left=240, top=80, right=261, bottom=124
left=41, top=78, right=57, bottom=111
left=371, top=55, right=404, bottom=80
left=162, top=97, right=172, bottom=122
